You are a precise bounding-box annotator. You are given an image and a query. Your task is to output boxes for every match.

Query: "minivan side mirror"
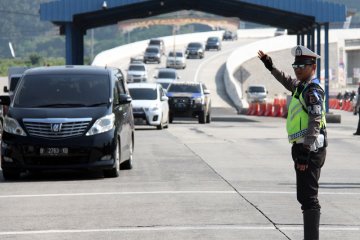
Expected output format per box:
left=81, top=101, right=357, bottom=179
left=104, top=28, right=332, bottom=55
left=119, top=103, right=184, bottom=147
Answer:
left=3, top=86, right=9, bottom=93
left=161, top=96, right=168, bottom=101
left=0, top=95, right=11, bottom=105
left=119, top=94, right=132, bottom=104
left=204, top=89, right=211, bottom=95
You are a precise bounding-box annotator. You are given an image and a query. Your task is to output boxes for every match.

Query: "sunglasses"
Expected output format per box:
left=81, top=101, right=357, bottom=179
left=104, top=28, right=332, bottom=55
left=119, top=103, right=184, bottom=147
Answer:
left=292, top=64, right=312, bottom=69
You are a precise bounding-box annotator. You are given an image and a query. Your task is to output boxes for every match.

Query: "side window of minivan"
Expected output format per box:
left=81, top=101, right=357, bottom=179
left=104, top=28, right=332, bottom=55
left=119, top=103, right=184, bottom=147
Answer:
left=113, top=82, right=120, bottom=105
left=114, top=69, right=126, bottom=94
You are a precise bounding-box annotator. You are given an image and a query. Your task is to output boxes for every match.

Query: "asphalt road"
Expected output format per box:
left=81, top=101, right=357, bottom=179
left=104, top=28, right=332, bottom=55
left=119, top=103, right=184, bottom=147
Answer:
left=0, top=39, right=359, bottom=240
left=0, top=111, right=359, bottom=239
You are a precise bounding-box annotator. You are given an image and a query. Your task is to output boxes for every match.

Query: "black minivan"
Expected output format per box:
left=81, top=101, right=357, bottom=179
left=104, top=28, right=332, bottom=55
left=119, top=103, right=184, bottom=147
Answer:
left=0, top=65, right=135, bottom=180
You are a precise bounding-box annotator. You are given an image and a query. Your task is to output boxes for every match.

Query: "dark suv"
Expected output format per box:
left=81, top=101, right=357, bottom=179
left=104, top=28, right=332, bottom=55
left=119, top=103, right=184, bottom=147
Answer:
left=0, top=66, right=135, bottom=180
left=185, top=42, right=205, bottom=59
left=148, top=38, right=166, bottom=56
left=144, top=46, right=161, bottom=64
left=222, top=30, right=238, bottom=41
left=167, top=81, right=211, bottom=124
left=205, top=37, right=222, bottom=51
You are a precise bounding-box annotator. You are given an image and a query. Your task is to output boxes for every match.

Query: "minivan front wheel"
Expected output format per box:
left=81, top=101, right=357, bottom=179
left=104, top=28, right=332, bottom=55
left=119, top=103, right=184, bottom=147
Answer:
left=103, top=139, right=120, bottom=178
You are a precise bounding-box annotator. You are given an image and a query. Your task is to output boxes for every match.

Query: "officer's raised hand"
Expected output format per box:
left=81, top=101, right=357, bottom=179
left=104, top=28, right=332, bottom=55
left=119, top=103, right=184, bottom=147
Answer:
left=258, top=50, right=274, bottom=71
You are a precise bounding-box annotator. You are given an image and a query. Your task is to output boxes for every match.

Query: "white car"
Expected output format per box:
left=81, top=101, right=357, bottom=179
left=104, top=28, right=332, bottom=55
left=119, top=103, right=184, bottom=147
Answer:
left=128, top=83, right=169, bottom=129
left=166, top=50, right=186, bottom=69
left=126, top=63, right=148, bottom=83
left=154, top=68, right=180, bottom=90
left=245, top=84, right=268, bottom=103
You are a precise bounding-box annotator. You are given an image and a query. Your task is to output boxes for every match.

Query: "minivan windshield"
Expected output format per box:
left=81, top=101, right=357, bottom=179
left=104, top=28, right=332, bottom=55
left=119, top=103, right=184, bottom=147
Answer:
left=168, top=52, right=183, bottom=57
left=207, top=37, right=219, bottom=42
left=128, top=65, right=145, bottom=71
left=188, top=43, right=201, bottom=48
left=158, top=71, right=176, bottom=79
left=149, top=39, right=161, bottom=45
left=146, top=48, right=159, bottom=54
left=13, top=74, right=110, bottom=108
left=248, top=86, right=266, bottom=93
left=129, top=88, right=157, bottom=100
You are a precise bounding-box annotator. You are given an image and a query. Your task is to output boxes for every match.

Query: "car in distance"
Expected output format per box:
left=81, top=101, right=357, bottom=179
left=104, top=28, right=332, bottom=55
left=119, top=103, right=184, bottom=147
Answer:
left=148, top=38, right=166, bottom=56
left=185, top=42, right=205, bottom=59
left=0, top=65, right=135, bottom=180
left=144, top=46, right=161, bottom=64
left=126, top=63, right=148, bottom=83
left=154, top=68, right=180, bottom=90
left=167, top=81, right=211, bottom=124
left=130, top=55, right=144, bottom=64
left=205, top=37, right=222, bottom=51
left=245, top=84, right=268, bottom=103
left=128, top=83, right=169, bottom=130
left=222, top=30, right=238, bottom=41
left=274, top=28, right=288, bottom=36
left=166, top=50, right=186, bottom=69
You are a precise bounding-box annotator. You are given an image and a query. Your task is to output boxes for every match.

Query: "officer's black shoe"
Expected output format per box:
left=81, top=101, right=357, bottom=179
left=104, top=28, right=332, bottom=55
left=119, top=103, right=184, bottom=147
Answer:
left=353, top=132, right=360, bottom=135
left=303, top=209, right=320, bottom=240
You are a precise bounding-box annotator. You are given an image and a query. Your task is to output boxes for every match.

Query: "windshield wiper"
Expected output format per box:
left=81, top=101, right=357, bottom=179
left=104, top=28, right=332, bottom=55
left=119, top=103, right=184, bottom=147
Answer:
left=36, top=103, right=88, bottom=108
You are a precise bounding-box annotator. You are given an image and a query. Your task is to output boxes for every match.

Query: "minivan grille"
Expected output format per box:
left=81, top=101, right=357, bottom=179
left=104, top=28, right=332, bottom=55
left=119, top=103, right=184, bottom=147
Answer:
left=23, top=118, right=92, bottom=139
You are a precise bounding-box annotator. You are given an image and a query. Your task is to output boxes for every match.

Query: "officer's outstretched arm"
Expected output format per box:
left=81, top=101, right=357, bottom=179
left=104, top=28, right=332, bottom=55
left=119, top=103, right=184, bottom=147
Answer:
left=258, top=50, right=274, bottom=71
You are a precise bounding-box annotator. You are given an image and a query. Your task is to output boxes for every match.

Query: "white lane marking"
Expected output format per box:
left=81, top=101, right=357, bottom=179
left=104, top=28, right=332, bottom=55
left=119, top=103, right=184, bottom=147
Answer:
left=0, top=190, right=236, bottom=199
left=238, top=191, right=360, bottom=195
left=1, top=190, right=359, bottom=199
left=0, top=225, right=275, bottom=236
left=0, top=225, right=358, bottom=236
left=280, top=226, right=360, bottom=231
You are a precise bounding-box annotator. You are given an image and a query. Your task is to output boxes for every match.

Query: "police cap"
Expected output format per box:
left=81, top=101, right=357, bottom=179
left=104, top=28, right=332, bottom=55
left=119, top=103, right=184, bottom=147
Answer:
left=291, top=45, right=320, bottom=65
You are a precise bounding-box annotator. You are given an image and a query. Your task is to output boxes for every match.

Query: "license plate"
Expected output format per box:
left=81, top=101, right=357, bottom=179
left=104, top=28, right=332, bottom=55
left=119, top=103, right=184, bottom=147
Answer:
left=40, top=147, right=69, bottom=156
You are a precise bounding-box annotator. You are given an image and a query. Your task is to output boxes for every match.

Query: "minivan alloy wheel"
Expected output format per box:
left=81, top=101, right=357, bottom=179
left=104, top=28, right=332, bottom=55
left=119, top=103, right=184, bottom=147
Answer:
left=103, top=139, right=120, bottom=178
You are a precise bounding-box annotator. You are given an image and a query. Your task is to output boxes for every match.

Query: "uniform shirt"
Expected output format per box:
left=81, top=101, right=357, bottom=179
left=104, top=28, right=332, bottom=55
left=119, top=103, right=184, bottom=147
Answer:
left=271, top=68, right=324, bottom=145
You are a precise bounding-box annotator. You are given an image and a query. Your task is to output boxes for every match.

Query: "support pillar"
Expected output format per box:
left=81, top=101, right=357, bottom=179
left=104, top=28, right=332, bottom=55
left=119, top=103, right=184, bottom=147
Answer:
left=311, top=27, right=315, bottom=51
left=297, top=34, right=301, bottom=45
left=65, top=23, right=84, bottom=65
left=324, top=22, right=329, bottom=113
left=316, top=24, right=321, bottom=80
left=307, top=29, right=311, bottom=49
left=301, top=33, right=305, bottom=46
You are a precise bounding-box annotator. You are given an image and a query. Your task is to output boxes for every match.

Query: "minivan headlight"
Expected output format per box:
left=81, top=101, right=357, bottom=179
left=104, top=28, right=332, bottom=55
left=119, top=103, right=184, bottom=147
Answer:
left=3, top=116, right=27, bottom=136
left=86, top=114, right=115, bottom=136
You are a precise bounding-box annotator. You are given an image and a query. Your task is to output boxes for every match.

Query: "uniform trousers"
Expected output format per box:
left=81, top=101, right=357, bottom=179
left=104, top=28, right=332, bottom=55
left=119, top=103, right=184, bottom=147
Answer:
left=291, top=144, right=326, bottom=211
left=355, top=112, right=360, bottom=134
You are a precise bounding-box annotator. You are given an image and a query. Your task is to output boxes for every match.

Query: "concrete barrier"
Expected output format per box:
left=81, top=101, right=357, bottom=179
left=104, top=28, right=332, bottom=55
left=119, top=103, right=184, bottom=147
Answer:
left=223, top=28, right=360, bottom=112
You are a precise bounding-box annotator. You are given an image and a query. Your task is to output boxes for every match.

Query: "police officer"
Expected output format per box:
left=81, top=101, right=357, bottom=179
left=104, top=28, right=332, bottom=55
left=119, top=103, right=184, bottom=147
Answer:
left=258, top=45, right=327, bottom=240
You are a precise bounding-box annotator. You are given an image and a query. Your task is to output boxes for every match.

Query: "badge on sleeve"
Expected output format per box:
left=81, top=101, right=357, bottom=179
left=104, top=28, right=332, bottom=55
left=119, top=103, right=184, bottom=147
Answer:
left=309, top=94, right=318, bottom=104
left=307, top=90, right=322, bottom=115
